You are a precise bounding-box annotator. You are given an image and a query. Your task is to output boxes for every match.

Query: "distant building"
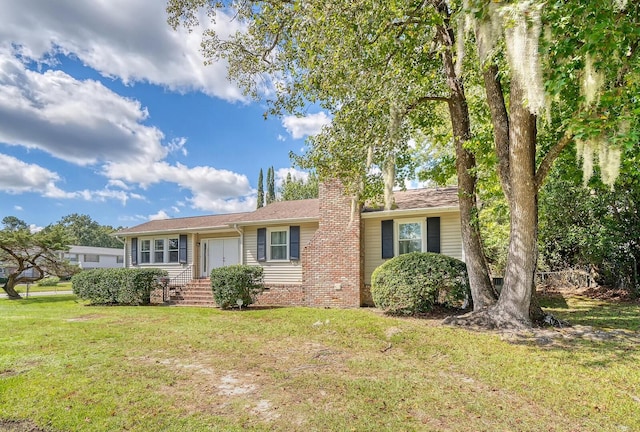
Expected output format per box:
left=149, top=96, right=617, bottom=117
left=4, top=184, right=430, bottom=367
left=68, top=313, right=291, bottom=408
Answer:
left=60, top=245, right=125, bottom=270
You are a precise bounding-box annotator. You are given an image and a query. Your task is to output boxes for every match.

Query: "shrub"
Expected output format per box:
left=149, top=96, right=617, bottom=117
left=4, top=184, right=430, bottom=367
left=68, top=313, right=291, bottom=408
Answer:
left=37, top=276, right=60, bottom=287
left=72, top=268, right=167, bottom=305
left=371, top=252, right=471, bottom=315
left=210, top=265, right=264, bottom=309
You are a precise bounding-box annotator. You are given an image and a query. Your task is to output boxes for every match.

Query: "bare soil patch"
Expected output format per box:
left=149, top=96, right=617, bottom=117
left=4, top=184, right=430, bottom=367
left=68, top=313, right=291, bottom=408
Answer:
left=0, top=420, right=50, bottom=432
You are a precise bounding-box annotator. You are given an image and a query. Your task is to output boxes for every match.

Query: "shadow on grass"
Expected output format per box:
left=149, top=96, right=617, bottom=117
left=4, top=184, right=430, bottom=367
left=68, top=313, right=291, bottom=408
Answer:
left=2, top=294, right=78, bottom=305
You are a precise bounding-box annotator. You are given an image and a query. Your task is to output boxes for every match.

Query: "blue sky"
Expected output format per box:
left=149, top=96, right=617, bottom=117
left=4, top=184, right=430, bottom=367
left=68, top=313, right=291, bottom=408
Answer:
left=0, top=0, right=331, bottom=230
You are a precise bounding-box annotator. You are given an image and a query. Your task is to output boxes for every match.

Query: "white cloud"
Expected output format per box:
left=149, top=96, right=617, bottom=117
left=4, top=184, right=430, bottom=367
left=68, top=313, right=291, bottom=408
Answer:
left=0, top=49, right=168, bottom=166
left=29, top=224, right=43, bottom=234
left=104, top=161, right=256, bottom=213
left=13, top=205, right=23, bottom=211
left=275, top=167, right=310, bottom=187
left=0, top=0, right=247, bottom=102
left=0, top=153, right=65, bottom=196
left=0, top=49, right=253, bottom=212
left=149, top=210, right=171, bottom=221
left=282, top=112, right=331, bottom=139
left=277, top=134, right=286, bottom=142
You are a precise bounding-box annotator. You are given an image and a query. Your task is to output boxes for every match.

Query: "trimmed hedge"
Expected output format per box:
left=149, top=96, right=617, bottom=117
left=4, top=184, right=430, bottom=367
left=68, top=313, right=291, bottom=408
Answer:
left=210, top=265, right=265, bottom=309
left=37, top=276, right=60, bottom=287
left=371, top=252, right=471, bottom=315
left=72, top=268, right=167, bottom=305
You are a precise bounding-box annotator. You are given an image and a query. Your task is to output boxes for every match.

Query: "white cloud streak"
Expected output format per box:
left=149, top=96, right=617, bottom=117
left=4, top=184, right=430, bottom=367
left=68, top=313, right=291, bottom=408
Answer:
left=0, top=0, right=246, bottom=101
left=282, top=112, right=331, bottom=139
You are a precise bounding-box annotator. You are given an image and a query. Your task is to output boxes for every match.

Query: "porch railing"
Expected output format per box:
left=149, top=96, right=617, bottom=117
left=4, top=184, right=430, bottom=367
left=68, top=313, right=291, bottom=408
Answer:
left=158, top=264, right=194, bottom=302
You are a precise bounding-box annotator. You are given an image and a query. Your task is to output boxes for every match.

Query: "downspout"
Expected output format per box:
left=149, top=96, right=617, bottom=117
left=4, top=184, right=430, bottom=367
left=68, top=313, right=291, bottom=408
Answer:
left=233, top=225, right=244, bottom=264
left=114, top=235, right=126, bottom=268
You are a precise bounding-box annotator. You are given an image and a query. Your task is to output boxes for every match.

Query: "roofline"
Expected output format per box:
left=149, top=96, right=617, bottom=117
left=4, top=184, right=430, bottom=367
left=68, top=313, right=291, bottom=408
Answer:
left=361, top=206, right=459, bottom=219
left=232, top=216, right=319, bottom=227
left=113, top=225, right=236, bottom=237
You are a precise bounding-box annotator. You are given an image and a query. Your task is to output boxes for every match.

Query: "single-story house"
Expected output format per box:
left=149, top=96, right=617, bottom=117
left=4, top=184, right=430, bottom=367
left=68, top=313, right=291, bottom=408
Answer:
left=115, top=180, right=463, bottom=307
left=60, top=245, right=125, bottom=270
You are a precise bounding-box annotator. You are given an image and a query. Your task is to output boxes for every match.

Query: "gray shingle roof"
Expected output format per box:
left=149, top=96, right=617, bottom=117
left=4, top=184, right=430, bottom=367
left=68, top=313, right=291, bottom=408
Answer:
left=363, top=187, right=459, bottom=212
left=115, top=187, right=458, bottom=236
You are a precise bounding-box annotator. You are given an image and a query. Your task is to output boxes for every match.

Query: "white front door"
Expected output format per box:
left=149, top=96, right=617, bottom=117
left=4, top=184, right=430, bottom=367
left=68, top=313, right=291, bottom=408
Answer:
left=202, top=238, right=240, bottom=276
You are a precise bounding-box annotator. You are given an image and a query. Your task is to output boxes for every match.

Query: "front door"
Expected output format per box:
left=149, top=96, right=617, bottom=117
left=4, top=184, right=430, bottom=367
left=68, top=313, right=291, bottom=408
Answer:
left=202, top=238, right=240, bottom=276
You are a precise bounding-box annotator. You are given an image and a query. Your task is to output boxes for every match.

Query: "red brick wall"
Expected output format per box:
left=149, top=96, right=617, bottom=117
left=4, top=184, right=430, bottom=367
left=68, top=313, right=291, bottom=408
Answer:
left=255, top=284, right=305, bottom=306
left=302, top=179, right=363, bottom=308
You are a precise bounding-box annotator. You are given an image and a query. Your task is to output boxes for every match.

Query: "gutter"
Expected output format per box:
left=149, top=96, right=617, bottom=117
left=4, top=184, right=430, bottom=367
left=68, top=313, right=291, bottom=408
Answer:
left=360, top=206, right=459, bottom=219
left=114, top=235, right=126, bottom=268
left=233, top=224, right=244, bottom=265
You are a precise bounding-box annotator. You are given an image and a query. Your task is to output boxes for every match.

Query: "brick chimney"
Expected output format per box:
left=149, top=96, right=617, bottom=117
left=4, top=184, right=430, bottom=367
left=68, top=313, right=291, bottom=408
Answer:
left=302, top=179, right=363, bottom=307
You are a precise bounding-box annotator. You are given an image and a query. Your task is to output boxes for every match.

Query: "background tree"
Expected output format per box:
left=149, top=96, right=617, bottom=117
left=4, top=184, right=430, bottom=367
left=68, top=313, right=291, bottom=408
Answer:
left=52, top=214, right=123, bottom=248
left=539, top=144, right=640, bottom=295
left=279, top=172, right=319, bottom=201
left=257, top=168, right=264, bottom=208
left=0, top=218, right=78, bottom=299
left=266, top=166, right=275, bottom=205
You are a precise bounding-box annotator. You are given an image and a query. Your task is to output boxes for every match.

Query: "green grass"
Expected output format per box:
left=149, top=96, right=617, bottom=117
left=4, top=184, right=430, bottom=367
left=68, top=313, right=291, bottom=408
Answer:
left=0, top=295, right=639, bottom=431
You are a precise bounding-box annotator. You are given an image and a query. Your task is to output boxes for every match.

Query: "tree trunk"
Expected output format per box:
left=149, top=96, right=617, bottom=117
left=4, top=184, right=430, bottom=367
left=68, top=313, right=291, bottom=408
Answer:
left=3, top=276, right=23, bottom=300
left=489, top=79, right=538, bottom=327
left=438, top=18, right=497, bottom=310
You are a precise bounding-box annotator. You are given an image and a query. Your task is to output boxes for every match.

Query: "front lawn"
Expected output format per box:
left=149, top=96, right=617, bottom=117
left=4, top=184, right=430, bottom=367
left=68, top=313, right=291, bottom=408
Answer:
left=0, top=294, right=639, bottom=431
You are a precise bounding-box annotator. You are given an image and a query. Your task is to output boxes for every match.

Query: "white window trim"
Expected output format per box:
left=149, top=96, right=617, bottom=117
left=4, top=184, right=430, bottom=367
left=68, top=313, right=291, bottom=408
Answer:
left=267, top=226, right=289, bottom=262
left=138, top=236, right=182, bottom=265
left=395, top=219, right=426, bottom=256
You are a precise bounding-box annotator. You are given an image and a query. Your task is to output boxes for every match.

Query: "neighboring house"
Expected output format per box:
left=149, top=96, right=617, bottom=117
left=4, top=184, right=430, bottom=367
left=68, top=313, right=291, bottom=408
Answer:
left=60, top=245, right=125, bottom=270
left=115, top=180, right=462, bottom=307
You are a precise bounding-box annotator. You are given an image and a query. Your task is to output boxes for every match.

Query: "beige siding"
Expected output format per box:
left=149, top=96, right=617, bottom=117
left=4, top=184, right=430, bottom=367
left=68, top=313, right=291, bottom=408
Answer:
left=244, top=222, right=318, bottom=285
left=363, top=212, right=463, bottom=284
left=126, top=234, right=196, bottom=280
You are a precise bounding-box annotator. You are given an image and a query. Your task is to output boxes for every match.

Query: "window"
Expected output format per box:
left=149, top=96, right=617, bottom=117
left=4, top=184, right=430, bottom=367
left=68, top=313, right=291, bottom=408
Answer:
left=269, top=228, right=288, bottom=261
left=398, top=222, right=423, bottom=254
left=140, top=239, right=151, bottom=264
left=65, top=253, right=78, bottom=262
left=270, top=229, right=288, bottom=260
left=154, top=239, right=165, bottom=263
left=84, top=254, right=100, bottom=263
left=168, top=238, right=179, bottom=263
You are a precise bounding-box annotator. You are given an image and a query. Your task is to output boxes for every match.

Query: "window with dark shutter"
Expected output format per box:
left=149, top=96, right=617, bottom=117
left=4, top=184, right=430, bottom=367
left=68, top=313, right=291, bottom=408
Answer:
left=289, top=226, right=300, bottom=260
left=179, top=234, right=187, bottom=264
left=131, top=237, right=138, bottom=266
left=257, top=228, right=267, bottom=262
left=381, top=220, right=394, bottom=259
left=426, top=217, right=441, bottom=253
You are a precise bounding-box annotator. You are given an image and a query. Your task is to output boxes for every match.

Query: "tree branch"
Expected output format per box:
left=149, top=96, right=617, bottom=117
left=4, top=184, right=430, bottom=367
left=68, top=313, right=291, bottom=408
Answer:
left=481, top=62, right=511, bottom=200
left=535, top=132, right=573, bottom=191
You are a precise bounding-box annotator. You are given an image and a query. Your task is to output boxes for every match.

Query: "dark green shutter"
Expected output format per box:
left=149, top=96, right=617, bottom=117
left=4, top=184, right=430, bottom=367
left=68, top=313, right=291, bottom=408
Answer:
left=381, top=220, right=394, bottom=259
left=427, top=217, right=441, bottom=253
left=179, top=234, right=187, bottom=264
left=131, top=237, right=138, bottom=265
left=290, top=226, right=300, bottom=260
left=257, top=228, right=267, bottom=262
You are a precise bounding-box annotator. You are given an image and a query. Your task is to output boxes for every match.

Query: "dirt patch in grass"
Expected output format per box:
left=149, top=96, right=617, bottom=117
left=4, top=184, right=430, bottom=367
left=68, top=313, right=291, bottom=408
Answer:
left=538, top=285, right=639, bottom=303
left=64, top=314, right=106, bottom=322
left=499, top=324, right=640, bottom=348
left=0, top=420, right=50, bottom=432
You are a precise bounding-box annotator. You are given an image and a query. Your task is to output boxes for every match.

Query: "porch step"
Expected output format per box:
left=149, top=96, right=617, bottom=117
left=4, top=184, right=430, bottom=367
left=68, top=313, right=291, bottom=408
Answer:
left=168, top=278, right=217, bottom=307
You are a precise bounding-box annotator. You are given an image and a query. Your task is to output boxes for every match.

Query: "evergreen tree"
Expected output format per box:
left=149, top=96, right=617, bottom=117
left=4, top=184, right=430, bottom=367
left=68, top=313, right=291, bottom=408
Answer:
left=266, top=166, right=275, bottom=205
left=257, top=168, right=264, bottom=208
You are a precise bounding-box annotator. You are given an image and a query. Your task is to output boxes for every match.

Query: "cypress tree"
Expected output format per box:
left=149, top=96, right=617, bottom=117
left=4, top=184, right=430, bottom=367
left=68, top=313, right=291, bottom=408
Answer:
left=257, top=169, right=264, bottom=208
left=266, top=166, right=276, bottom=205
